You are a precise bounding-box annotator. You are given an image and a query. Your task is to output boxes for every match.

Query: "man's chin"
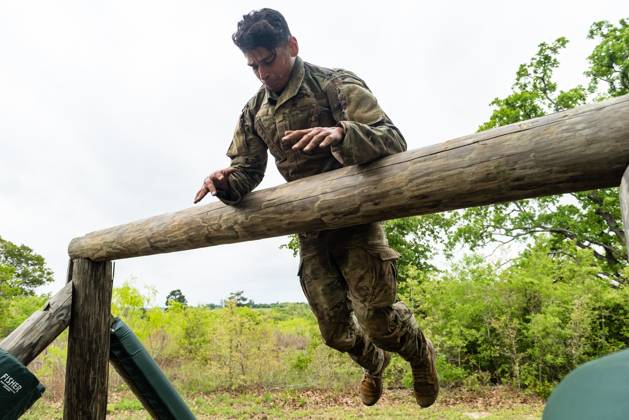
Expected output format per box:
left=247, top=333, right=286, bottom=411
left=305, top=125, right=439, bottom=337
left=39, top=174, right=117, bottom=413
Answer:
left=264, top=83, right=278, bottom=92
left=264, top=81, right=287, bottom=94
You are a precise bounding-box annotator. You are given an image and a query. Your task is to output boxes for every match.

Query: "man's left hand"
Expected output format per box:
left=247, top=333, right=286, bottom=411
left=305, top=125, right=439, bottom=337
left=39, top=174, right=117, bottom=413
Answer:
left=282, top=126, right=344, bottom=152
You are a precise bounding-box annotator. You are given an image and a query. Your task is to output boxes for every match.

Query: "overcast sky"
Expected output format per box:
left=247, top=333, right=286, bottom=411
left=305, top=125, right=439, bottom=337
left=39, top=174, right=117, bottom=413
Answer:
left=1, top=1, right=626, bottom=305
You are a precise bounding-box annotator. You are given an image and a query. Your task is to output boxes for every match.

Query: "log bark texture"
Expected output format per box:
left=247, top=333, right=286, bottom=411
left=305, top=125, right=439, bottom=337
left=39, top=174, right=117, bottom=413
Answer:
left=620, top=166, right=629, bottom=259
left=63, top=258, right=113, bottom=420
left=69, top=94, right=629, bottom=262
left=0, top=281, right=73, bottom=365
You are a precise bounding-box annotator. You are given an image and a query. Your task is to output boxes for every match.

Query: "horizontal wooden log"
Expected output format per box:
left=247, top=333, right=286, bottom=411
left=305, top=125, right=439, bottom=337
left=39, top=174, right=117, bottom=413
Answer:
left=69, top=94, right=629, bottom=262
left=0, top=281, right=73, bottom=365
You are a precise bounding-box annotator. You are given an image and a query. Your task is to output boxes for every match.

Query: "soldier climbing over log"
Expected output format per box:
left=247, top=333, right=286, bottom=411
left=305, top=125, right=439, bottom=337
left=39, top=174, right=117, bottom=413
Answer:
left=193, top=8, right=438, bottom=407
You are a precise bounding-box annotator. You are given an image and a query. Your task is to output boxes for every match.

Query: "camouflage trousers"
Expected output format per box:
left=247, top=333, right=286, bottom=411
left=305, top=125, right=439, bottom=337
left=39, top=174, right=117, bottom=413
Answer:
left=298, top=223, right=425, bottom=373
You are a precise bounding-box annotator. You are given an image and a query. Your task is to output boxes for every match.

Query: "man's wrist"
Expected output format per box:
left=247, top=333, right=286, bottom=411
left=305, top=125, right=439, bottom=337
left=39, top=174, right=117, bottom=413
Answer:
left=335, top=123, right=346, bottom=143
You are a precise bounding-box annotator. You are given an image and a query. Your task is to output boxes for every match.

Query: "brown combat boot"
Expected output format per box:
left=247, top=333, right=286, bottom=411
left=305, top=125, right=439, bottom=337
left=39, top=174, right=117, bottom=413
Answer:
left=359, top=351, right=392, bottom=406
left=410, top=338, right=439, bottom=407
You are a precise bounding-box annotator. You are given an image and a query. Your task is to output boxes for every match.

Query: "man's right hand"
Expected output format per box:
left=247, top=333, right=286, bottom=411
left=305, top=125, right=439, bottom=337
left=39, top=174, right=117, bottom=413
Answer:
left=193, top=167, right=237, bottom=204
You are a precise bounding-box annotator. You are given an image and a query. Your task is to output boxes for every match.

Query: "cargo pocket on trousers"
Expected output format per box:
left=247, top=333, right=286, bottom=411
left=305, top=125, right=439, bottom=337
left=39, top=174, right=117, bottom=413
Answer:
left=364, top=246, right=400, bottom=307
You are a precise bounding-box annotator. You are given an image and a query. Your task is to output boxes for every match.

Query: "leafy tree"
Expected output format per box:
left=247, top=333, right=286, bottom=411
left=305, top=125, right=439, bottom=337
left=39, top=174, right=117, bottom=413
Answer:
left=586, top=19, right=629, bottom=98
left=0, top=293, right=48, bottom=337
left=0, top=235, right=54, bottom=294
left=444, top=19, right=629, bottom=282
left=0, top=264, right=17, bottom=326
left=165, top=288, right=188, bottom=307
left=479, top=37, right=587, bottom=132
left=111, top=281, right=153, bottom=319
left=398, top=19, right=629, bottom=395
left=0, top=237, right=53, bottom=335
left=384, top=215, right=453, bottom=282
left=0, top=264, right=18, bottom=299
left=226, top=290, right=253, bottom=307
left=410, top=238, right=629, bottom=396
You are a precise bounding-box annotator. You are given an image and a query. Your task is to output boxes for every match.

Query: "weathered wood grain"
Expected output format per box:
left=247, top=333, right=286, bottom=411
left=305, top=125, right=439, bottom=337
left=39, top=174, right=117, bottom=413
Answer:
left=63, top=258, right=113, bottom=420
left=68, top=94, right=629, bottom=262
left=0, top=281, right=73, bottom=365
left=620, top=166, right=629, bottom=259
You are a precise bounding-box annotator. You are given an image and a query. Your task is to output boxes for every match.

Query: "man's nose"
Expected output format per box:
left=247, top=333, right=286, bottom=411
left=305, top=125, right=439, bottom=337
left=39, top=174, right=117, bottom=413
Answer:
left=258, top=66, right=270, bottom=81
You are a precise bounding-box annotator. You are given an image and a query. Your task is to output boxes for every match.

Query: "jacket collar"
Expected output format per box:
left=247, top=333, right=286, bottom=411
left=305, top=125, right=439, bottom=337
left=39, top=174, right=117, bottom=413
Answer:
left=265, top=56, right=305, bottom=109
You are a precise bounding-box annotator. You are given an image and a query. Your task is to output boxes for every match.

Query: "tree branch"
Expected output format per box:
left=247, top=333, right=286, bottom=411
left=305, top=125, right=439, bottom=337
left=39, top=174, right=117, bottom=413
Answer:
left=538, top=74, right=558, bottom=110
left=585, top=191, right=626, bottom=244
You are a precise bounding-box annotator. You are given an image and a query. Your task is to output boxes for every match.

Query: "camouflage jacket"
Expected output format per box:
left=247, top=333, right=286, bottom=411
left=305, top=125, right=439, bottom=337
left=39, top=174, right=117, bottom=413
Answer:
left=219, top=56, right=407, bottom=205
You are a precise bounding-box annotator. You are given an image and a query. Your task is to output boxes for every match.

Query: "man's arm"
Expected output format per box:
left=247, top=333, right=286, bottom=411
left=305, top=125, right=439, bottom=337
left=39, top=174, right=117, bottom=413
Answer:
left=194, top=106, right=268, bottom=205
left=281, top=72, right=406, bottom=165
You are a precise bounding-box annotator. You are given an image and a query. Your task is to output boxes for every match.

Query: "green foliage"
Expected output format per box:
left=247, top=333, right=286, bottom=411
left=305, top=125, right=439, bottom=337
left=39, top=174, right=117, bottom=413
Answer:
left=281, top=234, right=300, bottom=258
left=383, top=215, right=453, bottom=282
left=446, top=189, right=627, bottom=281
left=107, top=284, right=356, bottom=393
left=108, top=398, right=144, bottom=412
left=479, top=37, right=587, bottom=132
left=0, top=293, right=48, bottom=337
left=478, top=18, right=627, bottom=134
left=586, top=19, right=629, bottom=98
left=0, top=235, right=53, bottom=295
left=165, top=288, right=188, bottom=307
left=477, top=91, right=546, bottom=131
left=8, top=257, right=624, bottom=400
left=226, top=290, right=254, bottom=307
left=0, top=264, right=18, bottom=302
left=445, top=19, right=629, bottom=284
left=112, top=281, right=153, bottom=319
left=0, top=236, right=53, bottom=335
left=407, top=238, right=629, bottom=396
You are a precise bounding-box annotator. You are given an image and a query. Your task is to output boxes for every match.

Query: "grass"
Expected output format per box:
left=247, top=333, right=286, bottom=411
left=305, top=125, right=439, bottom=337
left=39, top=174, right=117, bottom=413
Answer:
left=22, top=386, right=543, bottom=419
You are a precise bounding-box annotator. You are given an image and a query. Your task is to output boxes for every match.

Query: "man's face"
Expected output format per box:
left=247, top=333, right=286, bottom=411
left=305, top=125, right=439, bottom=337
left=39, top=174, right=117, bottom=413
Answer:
left=245, top=37, right=298, bottom=94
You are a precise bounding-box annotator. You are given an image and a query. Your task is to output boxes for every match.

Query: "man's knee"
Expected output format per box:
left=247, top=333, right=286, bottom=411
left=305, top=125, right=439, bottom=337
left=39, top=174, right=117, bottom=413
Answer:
left=357, top=302, right=416, bottom=342
left=319, top=323, right=356, bottom=352
left=357, top=307, right=394, bottom=338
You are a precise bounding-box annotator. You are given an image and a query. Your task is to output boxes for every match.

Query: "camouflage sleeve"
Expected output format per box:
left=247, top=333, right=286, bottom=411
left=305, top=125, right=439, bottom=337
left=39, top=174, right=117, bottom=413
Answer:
left=217, top=105, right=268, bottom=205
left=325, top=73, right=407, bottom=166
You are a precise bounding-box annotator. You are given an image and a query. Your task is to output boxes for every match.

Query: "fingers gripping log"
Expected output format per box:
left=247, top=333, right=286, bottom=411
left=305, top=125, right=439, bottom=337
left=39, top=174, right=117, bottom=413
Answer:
left=68, top=94, right=629, bottom=262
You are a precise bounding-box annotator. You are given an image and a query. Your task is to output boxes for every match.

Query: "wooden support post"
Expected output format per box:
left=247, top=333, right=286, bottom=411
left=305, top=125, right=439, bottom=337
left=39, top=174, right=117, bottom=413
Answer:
left=619, top=166, right=629, bottom=259
left=0, top=281, right=73, bottom=365
left=63, top=258, right=113, bottom=420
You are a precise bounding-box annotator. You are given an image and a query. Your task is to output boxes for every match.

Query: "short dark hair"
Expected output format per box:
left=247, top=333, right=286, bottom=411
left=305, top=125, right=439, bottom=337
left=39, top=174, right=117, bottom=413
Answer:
left=232, top=8, right=292, bottom=52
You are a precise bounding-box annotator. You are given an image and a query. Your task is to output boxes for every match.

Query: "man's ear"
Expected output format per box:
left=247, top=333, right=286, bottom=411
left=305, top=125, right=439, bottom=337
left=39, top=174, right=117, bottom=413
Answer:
left=288, top=36, right=299, bottom=57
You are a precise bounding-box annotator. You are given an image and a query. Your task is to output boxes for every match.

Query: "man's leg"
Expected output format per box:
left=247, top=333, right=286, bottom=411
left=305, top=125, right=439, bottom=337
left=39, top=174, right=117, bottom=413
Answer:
left=332, top=225, right=439, bottom=407
left=297, top=236, right=385, bottom=375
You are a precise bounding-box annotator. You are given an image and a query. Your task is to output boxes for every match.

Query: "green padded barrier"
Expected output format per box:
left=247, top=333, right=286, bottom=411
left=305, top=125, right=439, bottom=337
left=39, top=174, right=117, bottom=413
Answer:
left=543, top=348, right=629, bottom=420
left=109, top=318, right=195, bottom=420
left=0, top=349, right=45, bottom=420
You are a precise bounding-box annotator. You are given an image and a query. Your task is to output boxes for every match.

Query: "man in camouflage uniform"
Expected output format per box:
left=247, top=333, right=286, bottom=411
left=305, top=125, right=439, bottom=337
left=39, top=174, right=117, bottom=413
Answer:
left=194, top=8, right=438, bottom=407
